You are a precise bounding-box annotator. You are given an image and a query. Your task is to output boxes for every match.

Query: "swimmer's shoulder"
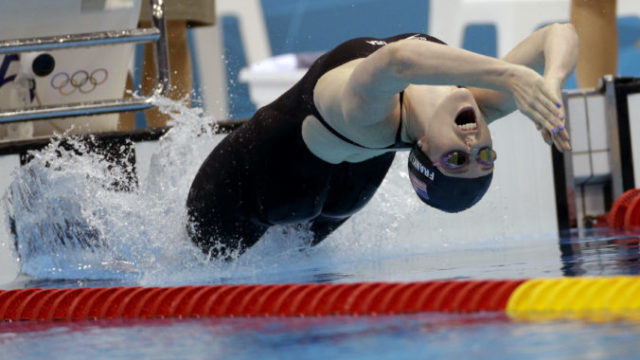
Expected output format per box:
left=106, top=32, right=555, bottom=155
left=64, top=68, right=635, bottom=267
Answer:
left=301, top=34, right=445, bottom=163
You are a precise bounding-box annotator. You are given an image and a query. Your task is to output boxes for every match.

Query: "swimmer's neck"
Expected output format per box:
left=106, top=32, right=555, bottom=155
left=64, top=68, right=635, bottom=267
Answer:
left=402, top=84, right=469, bottom=142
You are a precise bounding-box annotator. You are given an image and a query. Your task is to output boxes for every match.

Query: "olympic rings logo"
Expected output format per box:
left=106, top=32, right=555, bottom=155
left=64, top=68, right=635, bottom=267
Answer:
left=50, top=68, right=109, bottom=96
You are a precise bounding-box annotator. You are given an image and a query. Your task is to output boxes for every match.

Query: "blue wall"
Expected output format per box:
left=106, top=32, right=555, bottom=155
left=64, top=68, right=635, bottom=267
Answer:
left=222, top=0, right=430, bottom=119
left=261, top=0, right=430, bottom=54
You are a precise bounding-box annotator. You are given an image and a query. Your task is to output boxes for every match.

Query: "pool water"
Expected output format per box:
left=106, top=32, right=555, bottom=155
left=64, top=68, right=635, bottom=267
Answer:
left=1, top=98, right=640, bottom=359
left=2, top=310, right=640, bottom=360
left=7, top=227, right=640, bottom=289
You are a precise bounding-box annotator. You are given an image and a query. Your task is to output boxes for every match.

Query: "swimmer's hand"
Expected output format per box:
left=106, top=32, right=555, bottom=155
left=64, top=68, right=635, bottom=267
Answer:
left=544, top=75, right=571, bottom=152
left=508, top=65, right=571, bottom=152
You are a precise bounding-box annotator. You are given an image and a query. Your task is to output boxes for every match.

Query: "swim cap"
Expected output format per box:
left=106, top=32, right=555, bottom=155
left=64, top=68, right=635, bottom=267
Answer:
left=407, top=143, right=493, bottom=213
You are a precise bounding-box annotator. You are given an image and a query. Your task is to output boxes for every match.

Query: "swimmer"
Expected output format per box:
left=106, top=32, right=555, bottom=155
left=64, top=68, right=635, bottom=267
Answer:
left=187, top=23, right=579, bottom=258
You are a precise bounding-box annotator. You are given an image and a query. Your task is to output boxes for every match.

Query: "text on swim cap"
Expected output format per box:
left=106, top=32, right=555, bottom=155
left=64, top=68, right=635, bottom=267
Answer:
left=409, top=153, right=435, bottom=181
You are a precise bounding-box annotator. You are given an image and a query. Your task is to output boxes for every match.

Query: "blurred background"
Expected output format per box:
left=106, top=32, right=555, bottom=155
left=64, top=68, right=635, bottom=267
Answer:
left=175, top=0, right=640, bottom=122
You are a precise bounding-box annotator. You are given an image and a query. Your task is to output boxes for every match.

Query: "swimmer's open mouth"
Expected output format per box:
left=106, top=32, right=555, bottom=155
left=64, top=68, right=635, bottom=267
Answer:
left=455, top=107, right=478, bottom=132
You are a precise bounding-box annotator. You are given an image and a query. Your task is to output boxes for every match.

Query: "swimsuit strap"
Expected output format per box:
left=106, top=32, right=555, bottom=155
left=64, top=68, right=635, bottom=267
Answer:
left=314, top=109, right=367, bottom=148
left=316, top=91, right=413, bottom=150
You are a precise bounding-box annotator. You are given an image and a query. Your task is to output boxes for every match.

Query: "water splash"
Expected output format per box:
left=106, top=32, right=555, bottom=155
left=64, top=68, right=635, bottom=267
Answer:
left=2, top=97, right=218, bottom=284
left=1, top=96, right=556, bottom=287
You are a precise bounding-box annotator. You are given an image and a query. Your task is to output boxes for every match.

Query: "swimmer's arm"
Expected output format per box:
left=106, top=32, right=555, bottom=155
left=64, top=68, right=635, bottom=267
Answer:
left=470, top=23, right=578, bottom=151
left=315, top=39, right=523, bottom=137
left=340, top=40, right=521, bottom=128
left=470, top=23, right=579, bottom=123
left=335, top=31, right=567, bottom=135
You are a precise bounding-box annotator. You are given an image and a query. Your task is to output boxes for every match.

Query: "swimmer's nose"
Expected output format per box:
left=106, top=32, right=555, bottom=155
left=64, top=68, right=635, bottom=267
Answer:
left=464, top=136, right=476, bottom=150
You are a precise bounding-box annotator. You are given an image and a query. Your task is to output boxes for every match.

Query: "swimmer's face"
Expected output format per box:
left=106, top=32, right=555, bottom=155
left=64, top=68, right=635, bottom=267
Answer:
left=420, top=86, right=494, bottom=179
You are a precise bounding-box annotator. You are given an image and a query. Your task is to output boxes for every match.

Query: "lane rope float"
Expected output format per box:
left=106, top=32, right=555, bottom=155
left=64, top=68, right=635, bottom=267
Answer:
left=0, top=276, right=639, bottom=322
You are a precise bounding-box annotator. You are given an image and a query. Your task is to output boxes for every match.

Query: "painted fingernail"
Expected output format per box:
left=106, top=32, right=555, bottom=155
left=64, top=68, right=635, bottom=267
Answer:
left=552, top=128, right=558, bottom=136
left=556, top=103, right=562, bottom=108
left=558, top=125, right=564, bottom=131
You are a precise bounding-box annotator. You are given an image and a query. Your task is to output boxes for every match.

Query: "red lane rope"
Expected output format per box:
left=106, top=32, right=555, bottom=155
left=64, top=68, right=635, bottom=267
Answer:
left=608, top=189, right=640, bottom=230
left=0, top=280, right=525, bottom=322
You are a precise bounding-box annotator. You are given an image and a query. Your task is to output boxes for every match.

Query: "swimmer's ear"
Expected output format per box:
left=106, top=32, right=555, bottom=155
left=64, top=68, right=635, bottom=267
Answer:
left=417, top=137, right=429, bottom=154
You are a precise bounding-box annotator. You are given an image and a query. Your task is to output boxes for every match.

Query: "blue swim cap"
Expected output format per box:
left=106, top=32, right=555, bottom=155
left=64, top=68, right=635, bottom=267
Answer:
left=407, top=143, right=493, bottom=213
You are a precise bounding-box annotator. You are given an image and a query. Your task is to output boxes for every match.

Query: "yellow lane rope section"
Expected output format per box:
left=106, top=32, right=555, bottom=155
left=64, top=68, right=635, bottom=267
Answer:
left=506, top=276, right=640, bottom=322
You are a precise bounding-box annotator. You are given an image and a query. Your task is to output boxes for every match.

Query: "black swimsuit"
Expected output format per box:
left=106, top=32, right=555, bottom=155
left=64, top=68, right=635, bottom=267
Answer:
left=186, top=33, right=444, bottom=257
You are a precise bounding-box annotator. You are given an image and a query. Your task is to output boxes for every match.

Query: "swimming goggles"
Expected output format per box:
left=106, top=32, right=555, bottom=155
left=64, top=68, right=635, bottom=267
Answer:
left=431, top=147, right=497, bottom=171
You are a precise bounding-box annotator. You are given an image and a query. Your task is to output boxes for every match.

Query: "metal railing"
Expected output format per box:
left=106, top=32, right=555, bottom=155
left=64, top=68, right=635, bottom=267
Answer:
left=553, top=84, right=605, bottom=230
left=0, top=0, right=170, bottom=124
left=555, top=76, right=640, bottom=230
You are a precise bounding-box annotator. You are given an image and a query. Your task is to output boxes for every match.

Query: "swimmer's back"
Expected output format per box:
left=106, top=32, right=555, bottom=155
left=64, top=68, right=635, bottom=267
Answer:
left=186, top=33, right=444, bottom=254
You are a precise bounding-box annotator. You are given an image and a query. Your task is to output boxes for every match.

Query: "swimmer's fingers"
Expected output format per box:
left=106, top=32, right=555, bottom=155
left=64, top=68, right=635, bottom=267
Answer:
left=539, top=119, right=571, bottom=152
left=559, top=118, right=570, bottom=143
left=536, top=75, right=571, bottom=150
left=546, top=101, right=571, bottom=151
left=526, top=105, right=571, bottom=151
left=529, top=98, right=559, bottom=133
left=553, top=125, right=572, bottom=152
left=512, top=77, right=570, bottom=150
left=520, top=101, right=555, bottom=134
left=536, top=123, right=553, bottom=146
left=552, top=134, right=571, bottom=152
left=537, top=84, right=563, bottom=122
left=543, top=76, right=572, bottom=144
left=532, top=80, right=568, bottom=135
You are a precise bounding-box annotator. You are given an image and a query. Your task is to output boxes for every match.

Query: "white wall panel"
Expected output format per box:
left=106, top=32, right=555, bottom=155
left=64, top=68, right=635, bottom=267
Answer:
left=628, top=94, right=640, bottom=187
